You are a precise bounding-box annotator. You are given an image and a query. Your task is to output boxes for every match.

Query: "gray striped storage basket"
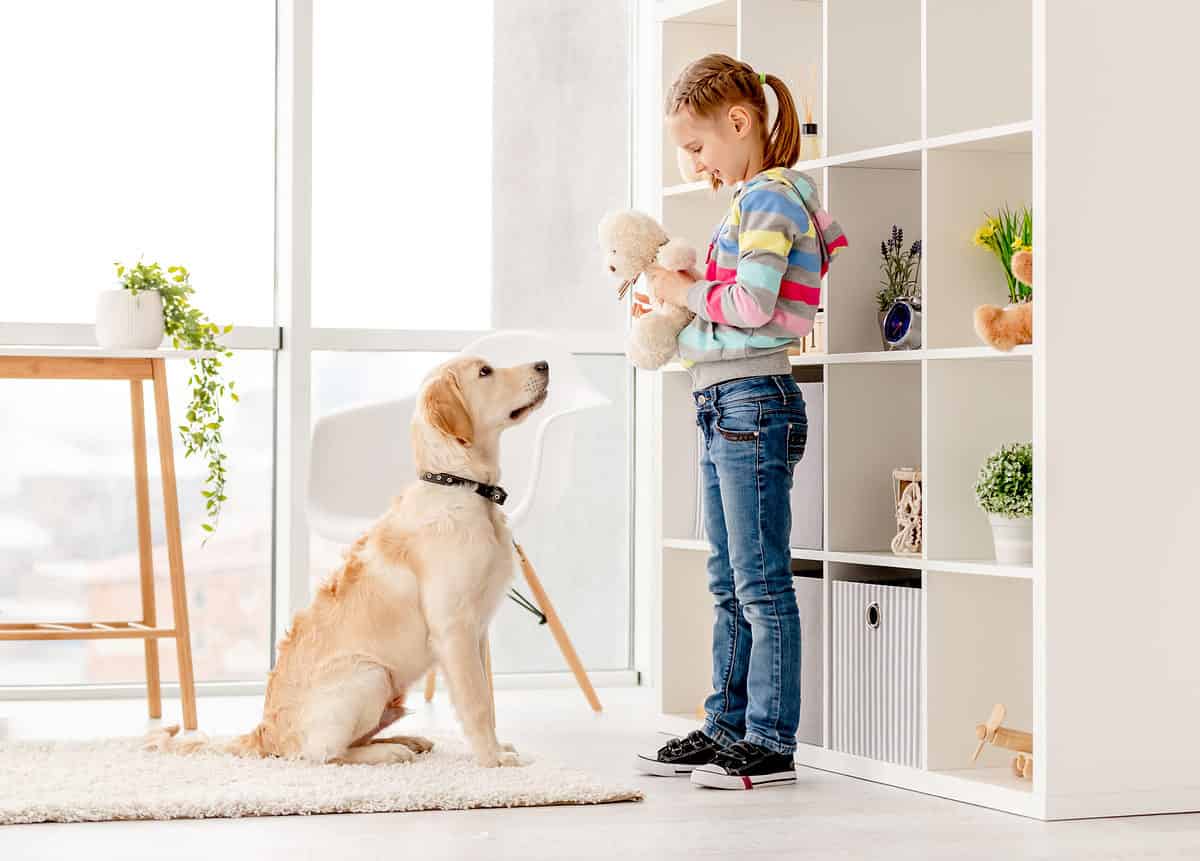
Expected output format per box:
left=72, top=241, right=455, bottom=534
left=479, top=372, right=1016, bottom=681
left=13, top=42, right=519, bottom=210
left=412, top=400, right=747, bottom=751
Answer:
left=832, top=580, right=922, bottom=767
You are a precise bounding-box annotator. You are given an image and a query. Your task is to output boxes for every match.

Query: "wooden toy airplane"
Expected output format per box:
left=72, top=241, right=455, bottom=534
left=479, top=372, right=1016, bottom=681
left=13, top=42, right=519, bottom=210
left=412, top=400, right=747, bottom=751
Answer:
left=972, top=703, right=1034, bottom=779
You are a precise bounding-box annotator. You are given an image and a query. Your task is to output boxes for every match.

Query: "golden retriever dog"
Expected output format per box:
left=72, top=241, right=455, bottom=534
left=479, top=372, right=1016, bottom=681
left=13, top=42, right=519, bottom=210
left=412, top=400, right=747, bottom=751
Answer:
left=148, top=355, right=549, bottom=767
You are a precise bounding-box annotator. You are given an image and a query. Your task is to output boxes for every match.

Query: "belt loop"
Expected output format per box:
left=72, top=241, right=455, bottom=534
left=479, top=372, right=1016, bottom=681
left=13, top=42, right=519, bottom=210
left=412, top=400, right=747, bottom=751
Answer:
left=772, top=375, right=789, bottom=403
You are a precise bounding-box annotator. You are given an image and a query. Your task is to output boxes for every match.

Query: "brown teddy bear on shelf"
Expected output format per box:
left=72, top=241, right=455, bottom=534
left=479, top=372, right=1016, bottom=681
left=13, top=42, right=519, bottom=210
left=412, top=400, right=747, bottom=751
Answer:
left=974, top=249, right=1033, bottom=351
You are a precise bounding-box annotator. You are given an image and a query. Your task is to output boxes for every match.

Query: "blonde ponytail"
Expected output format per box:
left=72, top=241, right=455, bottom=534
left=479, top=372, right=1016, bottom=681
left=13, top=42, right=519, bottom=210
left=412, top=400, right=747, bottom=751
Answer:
left=761, top=72, right=801, bottom=170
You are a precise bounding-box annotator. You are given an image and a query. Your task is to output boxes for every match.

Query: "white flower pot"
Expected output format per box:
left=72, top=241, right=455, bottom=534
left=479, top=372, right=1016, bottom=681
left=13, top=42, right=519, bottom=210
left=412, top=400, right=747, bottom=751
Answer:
left=988, top=513, right=1032, bottom=564
left=95, top=290, right=164, bottom=350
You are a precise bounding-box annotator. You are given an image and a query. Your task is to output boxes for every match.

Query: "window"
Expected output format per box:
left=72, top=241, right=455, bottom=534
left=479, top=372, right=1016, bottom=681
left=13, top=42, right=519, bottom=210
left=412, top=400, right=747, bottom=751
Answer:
left=0, top=355, right=274, bottom=684
left=0, top=1, right=275, bottom=685
left=0, top=1, right=275, bottom=326
left=0, top=1, right=634, bottom=692
left=311, top=1, right=494, bottom=329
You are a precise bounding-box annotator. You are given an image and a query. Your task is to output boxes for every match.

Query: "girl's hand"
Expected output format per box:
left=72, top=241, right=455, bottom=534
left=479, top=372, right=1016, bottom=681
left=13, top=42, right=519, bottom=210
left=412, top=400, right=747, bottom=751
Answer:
left=646, top=264, right=697, bottom=309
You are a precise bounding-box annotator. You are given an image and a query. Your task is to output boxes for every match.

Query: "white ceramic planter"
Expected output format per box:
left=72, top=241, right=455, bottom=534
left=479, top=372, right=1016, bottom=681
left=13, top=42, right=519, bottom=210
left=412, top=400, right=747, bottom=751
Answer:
left=95, top=289, right=164, bottom=350
left=988, top=513, right=1033, bottom=564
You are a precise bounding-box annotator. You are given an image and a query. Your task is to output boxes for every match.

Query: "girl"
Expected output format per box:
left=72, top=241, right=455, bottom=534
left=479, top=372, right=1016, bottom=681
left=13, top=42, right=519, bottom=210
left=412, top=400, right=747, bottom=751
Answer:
left=634, top=54, right=846, bottom=790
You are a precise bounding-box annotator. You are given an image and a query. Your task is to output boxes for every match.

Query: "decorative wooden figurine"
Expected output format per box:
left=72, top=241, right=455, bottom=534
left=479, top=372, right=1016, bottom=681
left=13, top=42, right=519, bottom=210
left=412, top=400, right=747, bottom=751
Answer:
left=891, top=467, right=923, bottom=555
left=972, top=703, right=1034, bottom=779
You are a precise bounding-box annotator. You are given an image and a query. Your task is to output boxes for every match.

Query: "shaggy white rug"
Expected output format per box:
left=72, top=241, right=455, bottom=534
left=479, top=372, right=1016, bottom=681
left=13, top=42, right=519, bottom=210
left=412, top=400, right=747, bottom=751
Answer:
left=0, top=734, right=642, bottom=825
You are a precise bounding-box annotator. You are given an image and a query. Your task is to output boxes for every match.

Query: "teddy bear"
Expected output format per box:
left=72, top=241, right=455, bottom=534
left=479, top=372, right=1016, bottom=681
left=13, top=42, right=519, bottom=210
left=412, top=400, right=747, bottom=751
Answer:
left=598, top=210, right=698, bottom=370
left=974, top=249, right=1033, bottom=351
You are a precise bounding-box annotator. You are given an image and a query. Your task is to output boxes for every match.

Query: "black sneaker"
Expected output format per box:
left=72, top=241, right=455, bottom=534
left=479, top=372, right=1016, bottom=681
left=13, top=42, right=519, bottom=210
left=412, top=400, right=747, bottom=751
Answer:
left=690, top=740, right=797, bottom=789
left=634, top=730, right=722, bottom=776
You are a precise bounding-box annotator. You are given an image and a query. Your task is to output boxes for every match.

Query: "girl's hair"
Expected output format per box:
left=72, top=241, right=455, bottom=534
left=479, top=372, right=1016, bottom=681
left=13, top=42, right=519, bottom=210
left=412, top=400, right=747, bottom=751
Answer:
left=666, top=53, right=801, bottom=187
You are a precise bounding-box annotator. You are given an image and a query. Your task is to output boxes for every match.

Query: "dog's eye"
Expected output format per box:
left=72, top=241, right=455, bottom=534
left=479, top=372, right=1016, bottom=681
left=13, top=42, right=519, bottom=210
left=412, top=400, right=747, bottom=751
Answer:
left=479, top=365, right=493, bottom=378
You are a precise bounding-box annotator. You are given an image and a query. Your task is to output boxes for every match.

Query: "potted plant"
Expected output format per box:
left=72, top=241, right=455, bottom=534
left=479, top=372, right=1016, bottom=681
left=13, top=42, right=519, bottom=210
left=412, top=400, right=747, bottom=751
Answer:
left=96, top=275, right=164, bottom=350
left=973, top=204, right=1032, bottom=304
left=109, top=261, right=238, bottom=538
left=974, top=442, right=1033, bottom=564
left=877, top=225, right=922, bottom=350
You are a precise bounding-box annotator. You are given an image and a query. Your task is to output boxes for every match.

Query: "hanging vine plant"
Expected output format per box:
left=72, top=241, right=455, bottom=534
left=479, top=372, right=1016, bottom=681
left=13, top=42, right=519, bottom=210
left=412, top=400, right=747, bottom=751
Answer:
left=115, top=260, right=238, bottom=539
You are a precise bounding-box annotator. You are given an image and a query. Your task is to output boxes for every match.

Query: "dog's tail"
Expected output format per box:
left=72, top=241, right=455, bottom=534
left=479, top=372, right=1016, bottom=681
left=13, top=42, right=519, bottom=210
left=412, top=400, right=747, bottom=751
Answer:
left=143, top=722, right=271, bottom=758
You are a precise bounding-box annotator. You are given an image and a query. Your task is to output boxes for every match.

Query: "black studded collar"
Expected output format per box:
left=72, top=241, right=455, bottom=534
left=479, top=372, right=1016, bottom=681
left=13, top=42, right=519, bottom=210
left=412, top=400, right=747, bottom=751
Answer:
left=420, top=471, right=508, bottom=506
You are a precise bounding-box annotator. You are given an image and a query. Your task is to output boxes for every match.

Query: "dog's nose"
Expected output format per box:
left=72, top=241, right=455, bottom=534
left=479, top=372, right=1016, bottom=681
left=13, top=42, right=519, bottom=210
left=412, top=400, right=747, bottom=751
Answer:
left=534, top=361, right=549, bottom=376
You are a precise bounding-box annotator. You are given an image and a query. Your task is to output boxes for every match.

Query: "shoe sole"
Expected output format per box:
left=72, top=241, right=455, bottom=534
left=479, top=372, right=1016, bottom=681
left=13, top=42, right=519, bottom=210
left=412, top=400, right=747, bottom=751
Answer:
left=634, top=754, right=699, bottom=777
left=690, top=766, right=797, bottom=790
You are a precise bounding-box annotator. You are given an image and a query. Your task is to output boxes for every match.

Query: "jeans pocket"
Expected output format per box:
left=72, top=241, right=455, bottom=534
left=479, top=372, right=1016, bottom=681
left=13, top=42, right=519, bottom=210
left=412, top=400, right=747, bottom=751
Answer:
left=786, top=419, right=808, bottom=467
left=715, top=404, right=760, bottom=442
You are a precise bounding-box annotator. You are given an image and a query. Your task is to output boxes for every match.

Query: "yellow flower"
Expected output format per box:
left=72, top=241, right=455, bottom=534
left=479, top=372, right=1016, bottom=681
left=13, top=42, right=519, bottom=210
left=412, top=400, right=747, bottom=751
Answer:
left=973, top=225, right=995, bottom=247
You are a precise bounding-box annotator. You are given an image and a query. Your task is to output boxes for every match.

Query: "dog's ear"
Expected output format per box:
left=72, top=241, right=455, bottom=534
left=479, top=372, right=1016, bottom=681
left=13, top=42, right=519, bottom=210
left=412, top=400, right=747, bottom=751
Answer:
left=420, top=370, right=474, bottom=448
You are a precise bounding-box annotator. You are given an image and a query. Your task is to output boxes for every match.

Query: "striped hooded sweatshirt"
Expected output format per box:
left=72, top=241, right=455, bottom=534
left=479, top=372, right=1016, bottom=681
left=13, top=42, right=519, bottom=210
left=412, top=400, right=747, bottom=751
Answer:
left=680, top=167, right=847, bottom=389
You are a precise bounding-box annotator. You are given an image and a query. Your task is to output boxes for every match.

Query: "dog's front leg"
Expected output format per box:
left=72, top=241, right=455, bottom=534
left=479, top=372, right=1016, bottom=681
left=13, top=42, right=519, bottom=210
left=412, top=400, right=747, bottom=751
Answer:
left=478, top=633, right=517, bottom=755
left=433, top=625, right=519, bottom=767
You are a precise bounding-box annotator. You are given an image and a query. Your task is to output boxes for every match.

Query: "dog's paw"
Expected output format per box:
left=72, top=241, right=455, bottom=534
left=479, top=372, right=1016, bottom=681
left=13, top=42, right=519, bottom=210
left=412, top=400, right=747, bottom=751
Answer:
left=475, top=747, right=523, bottom=767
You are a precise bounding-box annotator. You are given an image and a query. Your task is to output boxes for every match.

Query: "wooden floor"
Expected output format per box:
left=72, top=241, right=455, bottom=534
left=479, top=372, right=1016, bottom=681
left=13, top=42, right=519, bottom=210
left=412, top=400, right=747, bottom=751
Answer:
left=3, top=688, right=1200, bottom=860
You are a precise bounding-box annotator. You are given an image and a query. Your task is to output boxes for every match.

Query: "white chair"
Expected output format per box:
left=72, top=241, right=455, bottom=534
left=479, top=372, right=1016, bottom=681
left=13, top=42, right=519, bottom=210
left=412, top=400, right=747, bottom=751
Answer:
left=308, top=330, right=610, bottom=712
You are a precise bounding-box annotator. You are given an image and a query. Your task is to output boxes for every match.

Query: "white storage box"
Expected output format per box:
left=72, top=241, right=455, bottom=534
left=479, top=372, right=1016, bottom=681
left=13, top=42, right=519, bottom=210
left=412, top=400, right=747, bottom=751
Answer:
left=795, top=574, right=823, bottom=746
left=832, top=579, right=922, bottom=767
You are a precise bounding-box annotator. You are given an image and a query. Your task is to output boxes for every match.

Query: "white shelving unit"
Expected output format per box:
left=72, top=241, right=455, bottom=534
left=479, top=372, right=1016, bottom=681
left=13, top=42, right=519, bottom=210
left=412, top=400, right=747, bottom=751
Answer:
left=634, top=0, right=1200, bottom=821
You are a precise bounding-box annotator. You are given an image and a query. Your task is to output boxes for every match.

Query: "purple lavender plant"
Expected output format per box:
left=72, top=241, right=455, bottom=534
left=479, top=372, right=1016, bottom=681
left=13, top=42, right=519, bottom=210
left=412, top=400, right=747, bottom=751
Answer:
left=877, top=226, right=923, bottom=312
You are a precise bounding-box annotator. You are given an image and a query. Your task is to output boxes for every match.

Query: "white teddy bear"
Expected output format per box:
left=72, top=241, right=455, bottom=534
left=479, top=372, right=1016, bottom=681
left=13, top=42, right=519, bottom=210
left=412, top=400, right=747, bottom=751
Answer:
left=598, top=210, right=698, bottom=370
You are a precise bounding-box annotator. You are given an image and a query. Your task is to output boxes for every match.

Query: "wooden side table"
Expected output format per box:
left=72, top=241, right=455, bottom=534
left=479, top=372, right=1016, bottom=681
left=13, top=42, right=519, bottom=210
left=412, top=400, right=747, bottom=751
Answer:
left=0, top=349, right=198, bottom=729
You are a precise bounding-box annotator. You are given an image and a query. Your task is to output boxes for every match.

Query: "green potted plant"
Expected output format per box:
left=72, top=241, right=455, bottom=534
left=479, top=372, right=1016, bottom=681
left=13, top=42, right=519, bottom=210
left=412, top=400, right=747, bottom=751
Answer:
left=110, top=261, right=238, bottom=538
left=974, top=442, right=1033, bottom=564
left=877, top=225, right=922, bottom=350
left=973, top=204, right=1032, bottom=304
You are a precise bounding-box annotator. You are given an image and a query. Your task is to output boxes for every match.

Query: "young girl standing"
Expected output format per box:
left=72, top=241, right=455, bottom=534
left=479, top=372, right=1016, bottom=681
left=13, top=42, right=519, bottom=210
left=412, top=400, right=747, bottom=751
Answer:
left=634, top=54, right=846, bottom=790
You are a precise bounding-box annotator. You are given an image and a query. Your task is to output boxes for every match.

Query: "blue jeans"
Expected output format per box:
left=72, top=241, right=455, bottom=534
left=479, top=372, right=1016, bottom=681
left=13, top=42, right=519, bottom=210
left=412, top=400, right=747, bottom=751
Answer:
left=695, top=374, right=806, bottom=755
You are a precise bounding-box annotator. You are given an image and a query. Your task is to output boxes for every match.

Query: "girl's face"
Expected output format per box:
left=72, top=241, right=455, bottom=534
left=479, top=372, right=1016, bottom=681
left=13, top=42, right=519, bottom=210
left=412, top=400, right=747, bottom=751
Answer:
left=666, top=104, right=760, bottom=186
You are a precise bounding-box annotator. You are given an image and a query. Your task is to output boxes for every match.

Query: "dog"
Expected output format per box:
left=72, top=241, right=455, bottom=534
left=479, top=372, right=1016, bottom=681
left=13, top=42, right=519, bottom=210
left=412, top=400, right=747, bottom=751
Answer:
left=147, top=355, right=550, bottom=767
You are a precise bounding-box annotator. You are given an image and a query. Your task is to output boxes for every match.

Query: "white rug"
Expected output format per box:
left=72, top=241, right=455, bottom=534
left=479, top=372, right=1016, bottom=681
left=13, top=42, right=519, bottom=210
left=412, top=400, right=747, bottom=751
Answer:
left=0, top=734, right=642, bottom=825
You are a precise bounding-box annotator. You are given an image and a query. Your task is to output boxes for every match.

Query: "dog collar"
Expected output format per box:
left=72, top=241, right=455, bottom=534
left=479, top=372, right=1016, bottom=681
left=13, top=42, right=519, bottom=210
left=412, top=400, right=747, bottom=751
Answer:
left=420, top=471, right=508, bottom=506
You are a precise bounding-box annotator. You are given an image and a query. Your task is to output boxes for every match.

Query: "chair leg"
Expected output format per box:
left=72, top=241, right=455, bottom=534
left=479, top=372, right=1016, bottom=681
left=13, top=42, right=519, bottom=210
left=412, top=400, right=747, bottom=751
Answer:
left=513, top=542, right=602, bottom=712
left=130, top=380, right=161, bottom=721
left=152, top=360, right=198, bottom=731
left=423, top=668, right=437, bottom=702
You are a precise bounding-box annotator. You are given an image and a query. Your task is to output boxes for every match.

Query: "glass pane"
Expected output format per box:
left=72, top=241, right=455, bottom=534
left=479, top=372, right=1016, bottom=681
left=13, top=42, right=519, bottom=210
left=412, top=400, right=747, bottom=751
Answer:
left=0, top=2, right=275, bottom=325
left=312, top=1, right=630, bottom=333
left=0, top=353, right=274, bottom=685
left=310, top=351, right=630, bottom=672
left=312, top=2, right=492, bottom=330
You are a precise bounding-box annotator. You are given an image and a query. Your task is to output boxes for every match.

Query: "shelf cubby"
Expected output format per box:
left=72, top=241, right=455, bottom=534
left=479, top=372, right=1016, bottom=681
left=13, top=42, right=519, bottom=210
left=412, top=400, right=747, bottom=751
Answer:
left=827, top=362, right=921, bottom=554
left=926, top=0, right=1033, bottom=138
left=925, top=570, right=1033, bottom=780
left=659, top=371, right=703, bottom=544
left=660, top=4, right=736, bottom=187
left=827, top=0, right=921, bottom=155
left=659, top=546, right=716, bottom=717
left=662, top=190, right=731, bottom=262
left=925, top=142, right=1031, bottom=349
left=738, top=0, right=822, bottom=138
left=924, top=357, right=1031, bottom=563
left=825, top=162, right=922, bottom=355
